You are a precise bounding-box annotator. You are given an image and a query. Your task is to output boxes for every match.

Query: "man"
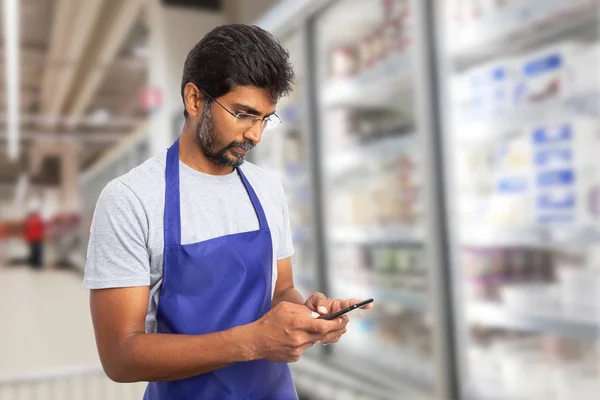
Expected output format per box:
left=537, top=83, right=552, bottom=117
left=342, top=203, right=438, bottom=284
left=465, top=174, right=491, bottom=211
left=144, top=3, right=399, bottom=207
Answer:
left=24, top=209, right=44, bottom=269
left=85, top=25, right=371, bottom=400
left=0, top=219, right=7, bottom=268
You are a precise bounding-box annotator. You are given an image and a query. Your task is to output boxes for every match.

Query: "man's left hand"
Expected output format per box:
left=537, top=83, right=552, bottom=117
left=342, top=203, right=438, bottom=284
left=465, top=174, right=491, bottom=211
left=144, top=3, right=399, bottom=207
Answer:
left=304, top=292, right=374, bottom=345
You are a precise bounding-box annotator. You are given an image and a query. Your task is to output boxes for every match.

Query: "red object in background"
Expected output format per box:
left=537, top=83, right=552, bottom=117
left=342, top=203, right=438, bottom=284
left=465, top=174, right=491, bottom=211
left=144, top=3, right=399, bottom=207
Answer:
left=141, top=87, right=163, bottom=113
left=24, top=214, right=44, bottom=242
left=0, top=223, right=6, bottom=239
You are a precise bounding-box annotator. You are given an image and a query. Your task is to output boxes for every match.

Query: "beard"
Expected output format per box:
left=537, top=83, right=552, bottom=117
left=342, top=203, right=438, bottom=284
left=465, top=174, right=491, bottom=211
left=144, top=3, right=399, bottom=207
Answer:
left=195, top=103, right=255, bottom=168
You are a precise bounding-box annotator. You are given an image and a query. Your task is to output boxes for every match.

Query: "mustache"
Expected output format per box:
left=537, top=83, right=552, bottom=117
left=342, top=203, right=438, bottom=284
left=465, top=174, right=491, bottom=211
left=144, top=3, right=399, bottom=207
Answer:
left=226, top=141, right=255, bottom=152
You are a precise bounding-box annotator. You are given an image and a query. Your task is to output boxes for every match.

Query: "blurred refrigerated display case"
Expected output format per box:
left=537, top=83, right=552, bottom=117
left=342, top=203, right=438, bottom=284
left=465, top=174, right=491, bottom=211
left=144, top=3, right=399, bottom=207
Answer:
left=253, top=0, right=447, bottom=398
left=438, top=0, right=600, bottom=399
left=314, top=0, right=434, bottom=395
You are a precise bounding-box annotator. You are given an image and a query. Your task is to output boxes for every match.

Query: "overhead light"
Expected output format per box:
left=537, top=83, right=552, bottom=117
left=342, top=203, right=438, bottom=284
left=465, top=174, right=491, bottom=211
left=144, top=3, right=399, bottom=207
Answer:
left=4, top=0, right=20, bottom=161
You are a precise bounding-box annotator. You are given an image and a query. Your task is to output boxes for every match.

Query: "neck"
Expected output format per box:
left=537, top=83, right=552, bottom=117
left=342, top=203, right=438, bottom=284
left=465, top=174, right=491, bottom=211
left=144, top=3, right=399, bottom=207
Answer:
left=178, top=126, right=235, bottom=176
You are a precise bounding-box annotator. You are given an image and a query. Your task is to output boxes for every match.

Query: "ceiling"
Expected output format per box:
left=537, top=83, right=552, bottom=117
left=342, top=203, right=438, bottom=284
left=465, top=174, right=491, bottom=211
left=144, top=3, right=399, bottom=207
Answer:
left=0, top=0, right=148, bottom=187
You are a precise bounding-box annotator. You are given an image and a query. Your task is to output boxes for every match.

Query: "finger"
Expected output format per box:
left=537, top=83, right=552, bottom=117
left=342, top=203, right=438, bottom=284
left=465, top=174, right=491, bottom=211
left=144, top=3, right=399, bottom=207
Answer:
left=328, top=316, right=348, bottom=331
left=330, top=298, right=344, bottom=313
left=306, top=292, right=325, bottom=307
left=339, top=315, right=349, bottom=328
left=320, top=324, right=348, bottom=345
left=301, top=317, right=341, bottom=334
left=345, top=298, right=363, bottom=309
left=353, top=298, right=374, bottom=309
left=289, top=342, right=314, bottom=363
left=310, top=292, right=330, bottom=315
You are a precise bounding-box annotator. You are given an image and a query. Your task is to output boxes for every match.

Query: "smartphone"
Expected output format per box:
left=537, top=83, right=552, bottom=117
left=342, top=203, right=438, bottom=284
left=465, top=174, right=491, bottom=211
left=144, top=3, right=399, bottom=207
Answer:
left=323, top=298, right=374, bottom=320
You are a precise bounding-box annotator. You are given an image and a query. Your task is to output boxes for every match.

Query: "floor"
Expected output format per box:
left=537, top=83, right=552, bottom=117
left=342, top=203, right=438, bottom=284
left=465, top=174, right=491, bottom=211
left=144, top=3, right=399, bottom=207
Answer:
left=0, top=266, right=99, bottom=377
left=0, top=266, right=147, bottom=399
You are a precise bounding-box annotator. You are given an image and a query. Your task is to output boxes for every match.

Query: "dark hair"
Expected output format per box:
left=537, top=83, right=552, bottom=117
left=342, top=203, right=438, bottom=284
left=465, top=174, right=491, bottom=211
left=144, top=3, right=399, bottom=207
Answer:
left=181, top=24, right=294, bottom=118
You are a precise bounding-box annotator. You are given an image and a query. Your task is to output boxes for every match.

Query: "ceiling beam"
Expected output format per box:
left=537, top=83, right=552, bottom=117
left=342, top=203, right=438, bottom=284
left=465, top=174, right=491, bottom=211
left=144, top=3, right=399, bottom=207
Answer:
left=41, top=0, right=105, bottom=121
left=2, top=44, right=146, bottom=71
left=65, top=0, right=146, bottom=130
left=0, top=131, right=126, bottom=143
left=39, top=0, right=76, bottom=119
left=0, top=113, right=143, bottom=129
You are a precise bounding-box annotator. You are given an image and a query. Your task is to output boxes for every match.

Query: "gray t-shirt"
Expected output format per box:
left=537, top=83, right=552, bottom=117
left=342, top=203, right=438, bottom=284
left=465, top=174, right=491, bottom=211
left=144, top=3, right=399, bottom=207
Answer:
left=83, top=151, right=294, bottom=333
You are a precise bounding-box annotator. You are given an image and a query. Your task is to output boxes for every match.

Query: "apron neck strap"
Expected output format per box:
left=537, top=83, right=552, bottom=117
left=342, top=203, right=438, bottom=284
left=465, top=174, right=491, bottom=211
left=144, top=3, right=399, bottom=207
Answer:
left=164, top=139, right=182, bottom=247
left=236, top=167, right=269, bottom=231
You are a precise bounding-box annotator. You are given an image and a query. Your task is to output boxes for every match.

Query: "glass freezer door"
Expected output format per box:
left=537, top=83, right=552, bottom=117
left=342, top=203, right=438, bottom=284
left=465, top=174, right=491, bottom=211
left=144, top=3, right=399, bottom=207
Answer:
left=251, top=32, right=320, bottom=298
left=314, top=0, right=436, bottom=397
left=439, top=1, right=600, bottom=399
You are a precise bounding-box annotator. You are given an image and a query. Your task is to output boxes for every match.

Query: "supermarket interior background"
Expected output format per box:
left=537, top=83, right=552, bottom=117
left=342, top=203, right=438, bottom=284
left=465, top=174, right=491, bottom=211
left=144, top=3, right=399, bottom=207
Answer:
left=1, top=0, right=600, bottom=399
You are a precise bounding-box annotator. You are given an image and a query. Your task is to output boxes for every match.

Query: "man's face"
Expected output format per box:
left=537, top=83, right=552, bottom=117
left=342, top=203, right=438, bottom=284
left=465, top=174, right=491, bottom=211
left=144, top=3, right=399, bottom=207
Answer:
left=195, top=85, right=277, bottom=168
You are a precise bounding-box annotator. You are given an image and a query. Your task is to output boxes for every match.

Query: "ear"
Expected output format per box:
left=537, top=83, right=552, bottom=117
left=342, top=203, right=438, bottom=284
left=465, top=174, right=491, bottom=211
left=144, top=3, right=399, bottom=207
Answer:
left=183, top=83, right=204, bottom=118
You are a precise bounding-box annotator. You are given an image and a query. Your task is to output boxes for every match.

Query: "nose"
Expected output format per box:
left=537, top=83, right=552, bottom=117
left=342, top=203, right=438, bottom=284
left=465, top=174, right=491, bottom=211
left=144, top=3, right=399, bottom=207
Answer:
left=243, top=120, right=263, bottom=144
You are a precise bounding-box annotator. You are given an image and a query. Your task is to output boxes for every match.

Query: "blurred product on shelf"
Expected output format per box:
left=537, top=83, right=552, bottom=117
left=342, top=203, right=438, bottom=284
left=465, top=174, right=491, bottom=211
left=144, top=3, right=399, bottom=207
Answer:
left=455, top=114, right=600, bottom=239
left=451, top=41, right=600, bottom=123
left=330, top=47, right=357, bottom=81
left=341, top=303, right=433, bottom=363
left=329, top=149, right=421, bottom=230
left=462, top=245, right=600, bottom=320
left=514, top=43, right=580, bottom=107
left=327, top=0, right=412, bottom=85
left=331, top=245, right=427, bottom=292
left=445, top=0, right=598, bottom=56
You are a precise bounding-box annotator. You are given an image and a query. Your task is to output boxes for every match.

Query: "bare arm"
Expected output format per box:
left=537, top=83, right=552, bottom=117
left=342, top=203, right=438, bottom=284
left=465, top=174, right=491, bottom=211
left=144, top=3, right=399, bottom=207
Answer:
left=90, top=286, right=255, bottom=383
left=271, top=257, right=305, bottom=307
left=90, top=284, right=341, bottom=383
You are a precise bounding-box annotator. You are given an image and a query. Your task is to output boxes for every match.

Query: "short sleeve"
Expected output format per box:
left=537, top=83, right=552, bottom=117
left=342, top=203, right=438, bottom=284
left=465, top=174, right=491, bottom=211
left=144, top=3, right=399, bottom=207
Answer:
left=83, top=179, right=151, bottom=289
left=277, top=181, right=295, bottom=261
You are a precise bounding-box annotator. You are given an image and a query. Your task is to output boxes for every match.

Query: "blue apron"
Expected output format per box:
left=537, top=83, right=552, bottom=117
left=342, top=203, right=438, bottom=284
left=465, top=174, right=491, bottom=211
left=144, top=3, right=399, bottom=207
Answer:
left=144, top=139, right=298, bottom=400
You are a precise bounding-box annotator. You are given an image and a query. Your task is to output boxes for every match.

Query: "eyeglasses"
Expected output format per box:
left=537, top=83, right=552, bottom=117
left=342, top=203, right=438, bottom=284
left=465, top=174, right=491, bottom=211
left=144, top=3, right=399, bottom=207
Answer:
left=200, top=89, right=281, bottom=131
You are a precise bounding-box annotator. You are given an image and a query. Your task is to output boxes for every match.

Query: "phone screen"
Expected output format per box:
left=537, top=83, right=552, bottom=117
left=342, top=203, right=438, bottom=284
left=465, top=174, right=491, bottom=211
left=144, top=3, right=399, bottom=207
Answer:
left=323, top=298, right=374, bottom=320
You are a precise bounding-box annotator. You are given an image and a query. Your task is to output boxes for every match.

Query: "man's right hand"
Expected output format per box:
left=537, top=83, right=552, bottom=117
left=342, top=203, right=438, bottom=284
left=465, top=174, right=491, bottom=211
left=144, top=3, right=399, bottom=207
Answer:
left=248, top=301, right=346, bottom=363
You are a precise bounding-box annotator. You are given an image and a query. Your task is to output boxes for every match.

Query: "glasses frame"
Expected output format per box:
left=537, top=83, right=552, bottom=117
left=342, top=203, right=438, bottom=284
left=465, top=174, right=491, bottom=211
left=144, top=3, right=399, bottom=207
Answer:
left=199, top=88, right=281, bottom=131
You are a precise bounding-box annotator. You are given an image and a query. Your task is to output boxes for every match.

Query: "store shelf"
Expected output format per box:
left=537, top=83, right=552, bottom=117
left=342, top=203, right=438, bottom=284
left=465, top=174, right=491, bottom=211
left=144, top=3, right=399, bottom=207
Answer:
left=461, top=226, right=600, bottom=248
left=467, top=381, right=518, bottom=400
left=329, top=225, right=423, bottom=245
left=455, top=90, right=600, bottom=143
left=333, top=280, right=428, bottom=311
left=325, top=133, right=417, bottom=177
left=322, top=53, right=413, bottom=108
left=450, top=0, right=599, bottom=69
left=461, top=227, right=545, bottom=247
left=466, top=302, right=600, bottom=340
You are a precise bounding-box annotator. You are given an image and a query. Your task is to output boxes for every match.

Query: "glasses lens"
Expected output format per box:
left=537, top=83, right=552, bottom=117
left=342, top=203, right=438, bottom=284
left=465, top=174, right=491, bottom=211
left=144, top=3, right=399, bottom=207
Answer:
left=264, top=116, right=281, bottom=130
left=235, top=114, right=257, bottom=130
